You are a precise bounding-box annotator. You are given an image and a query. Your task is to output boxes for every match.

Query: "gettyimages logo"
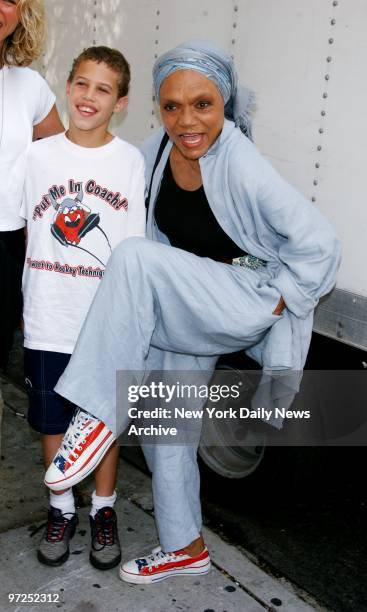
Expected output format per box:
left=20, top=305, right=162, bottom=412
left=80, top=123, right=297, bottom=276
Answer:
left=113, top=369, right=366, bottom=446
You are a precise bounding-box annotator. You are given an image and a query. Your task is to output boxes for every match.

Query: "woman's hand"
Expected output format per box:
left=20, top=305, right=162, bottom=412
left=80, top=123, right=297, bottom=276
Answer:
left=273, top=296, right=286, bottom=316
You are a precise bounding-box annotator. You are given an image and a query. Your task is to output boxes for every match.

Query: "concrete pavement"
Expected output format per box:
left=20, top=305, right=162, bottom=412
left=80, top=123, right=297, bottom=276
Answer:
left=0, top=376, right=325, bottom=612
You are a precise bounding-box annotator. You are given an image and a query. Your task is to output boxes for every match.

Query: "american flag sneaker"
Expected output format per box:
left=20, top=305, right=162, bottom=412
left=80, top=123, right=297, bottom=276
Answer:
left=119, top=546, right=211, bottom=584
left=44, top=408, right=115, bottom=491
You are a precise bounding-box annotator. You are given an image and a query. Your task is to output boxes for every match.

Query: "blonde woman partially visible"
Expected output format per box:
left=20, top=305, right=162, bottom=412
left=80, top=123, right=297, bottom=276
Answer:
left=0, top=0, right=63, bottom=442
left=2, top=0, right=45, bottom=67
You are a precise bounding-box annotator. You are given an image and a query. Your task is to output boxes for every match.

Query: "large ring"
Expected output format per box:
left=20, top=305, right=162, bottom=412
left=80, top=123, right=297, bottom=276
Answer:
left=232, top=254, right=266, bottom=269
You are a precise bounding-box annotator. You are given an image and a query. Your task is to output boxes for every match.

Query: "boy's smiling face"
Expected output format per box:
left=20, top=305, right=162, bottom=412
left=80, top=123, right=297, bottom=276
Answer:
left=66, top=60, right=128, bottom=136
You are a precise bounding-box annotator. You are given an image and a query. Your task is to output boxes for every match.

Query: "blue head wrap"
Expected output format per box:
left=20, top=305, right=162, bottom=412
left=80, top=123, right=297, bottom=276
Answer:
left=153, top=40, right=255, bottom=140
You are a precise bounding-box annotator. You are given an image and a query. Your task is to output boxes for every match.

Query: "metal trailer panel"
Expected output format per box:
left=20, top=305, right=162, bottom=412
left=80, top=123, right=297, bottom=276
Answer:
left=314, top=0, right=367, bottom=296
left=39, top=0, right=367, bottom=347
left=313, top=289, right=367, bottom=351
left=232, top=0, right=331, bottom=198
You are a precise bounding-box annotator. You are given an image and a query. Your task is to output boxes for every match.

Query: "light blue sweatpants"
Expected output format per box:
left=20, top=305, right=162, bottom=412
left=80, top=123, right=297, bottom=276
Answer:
left=56, top=237, right=281, bottom=551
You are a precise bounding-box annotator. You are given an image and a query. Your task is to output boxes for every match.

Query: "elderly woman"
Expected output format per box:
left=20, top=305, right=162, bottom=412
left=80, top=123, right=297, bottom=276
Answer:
left=0, top=0, right=62, bottom=370
left=0, top=0, right=62, bottom=445
left=45, top=41, right=340, bottom=583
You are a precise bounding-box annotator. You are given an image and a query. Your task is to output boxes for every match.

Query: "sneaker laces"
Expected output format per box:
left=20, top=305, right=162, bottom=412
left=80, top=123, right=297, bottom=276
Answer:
left=145, top=549, right=177, bottom=571
left=92, top=511, right=115, bottom=550
left=59, top=410, right=98, bottom=462
left=45, top=511, right=75, bottom=542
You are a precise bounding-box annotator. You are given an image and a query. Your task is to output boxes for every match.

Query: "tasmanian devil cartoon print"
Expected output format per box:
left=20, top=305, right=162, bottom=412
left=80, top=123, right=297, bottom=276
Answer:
left=49, top=188, right=100, bottom=247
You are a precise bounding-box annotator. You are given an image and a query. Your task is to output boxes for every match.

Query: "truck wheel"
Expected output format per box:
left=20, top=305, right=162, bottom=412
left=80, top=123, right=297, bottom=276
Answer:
left=198, top=359, right=320, bottom=507
left=199, top=362, right=266, bottom=479
left=198, top=442, right=265, bottom=479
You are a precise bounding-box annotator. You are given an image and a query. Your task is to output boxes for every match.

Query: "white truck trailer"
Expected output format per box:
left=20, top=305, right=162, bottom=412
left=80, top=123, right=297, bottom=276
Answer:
left=39, top=0, right=367, bottom=476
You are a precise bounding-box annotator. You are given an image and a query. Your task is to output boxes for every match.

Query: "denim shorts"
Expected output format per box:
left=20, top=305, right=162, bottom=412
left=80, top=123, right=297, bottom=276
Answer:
left=24, top=348, right=76, bottom=434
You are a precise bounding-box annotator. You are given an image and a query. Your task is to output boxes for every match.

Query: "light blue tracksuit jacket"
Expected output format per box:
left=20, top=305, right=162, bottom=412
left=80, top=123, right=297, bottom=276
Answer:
left=143, top=119, right=341, bottom=371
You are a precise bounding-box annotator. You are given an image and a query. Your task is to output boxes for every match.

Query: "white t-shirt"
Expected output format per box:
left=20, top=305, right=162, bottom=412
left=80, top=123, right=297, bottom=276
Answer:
left=21, top=133, right=146, bottom=353
left=0, top=66, right=55, bottom=231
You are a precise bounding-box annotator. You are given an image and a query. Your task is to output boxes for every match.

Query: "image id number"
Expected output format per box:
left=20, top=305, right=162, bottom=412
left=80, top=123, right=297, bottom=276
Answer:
left=8, top=593, right=60, bottom=603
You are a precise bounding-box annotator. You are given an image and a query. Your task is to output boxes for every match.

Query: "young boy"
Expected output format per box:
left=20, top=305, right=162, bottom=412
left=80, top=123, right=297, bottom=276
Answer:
left=20, top=46, right=146, bottom=569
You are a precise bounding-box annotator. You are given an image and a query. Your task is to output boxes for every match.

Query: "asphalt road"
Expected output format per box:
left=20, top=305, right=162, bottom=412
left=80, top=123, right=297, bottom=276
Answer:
left=200, top=447, right=367, bottom=612
left=206, top=335, right=367, bottom=612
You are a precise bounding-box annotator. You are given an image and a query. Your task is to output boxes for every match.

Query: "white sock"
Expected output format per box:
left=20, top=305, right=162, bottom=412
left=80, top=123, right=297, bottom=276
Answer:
left=90, top=490, right=117, bottom=518
left=50, top=489, right=75, bottom=515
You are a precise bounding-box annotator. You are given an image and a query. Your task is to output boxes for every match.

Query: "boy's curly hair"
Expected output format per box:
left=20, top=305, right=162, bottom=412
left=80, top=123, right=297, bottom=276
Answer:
left=2, top=0, right=45, bottom=67
left=68, top=46, right=131, bottom=98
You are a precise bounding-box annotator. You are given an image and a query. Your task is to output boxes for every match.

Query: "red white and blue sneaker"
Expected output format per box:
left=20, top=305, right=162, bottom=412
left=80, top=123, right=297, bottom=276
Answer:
left=119, top=546, right=211, bottom=584
left=44, top=408, right=115, bottom=491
